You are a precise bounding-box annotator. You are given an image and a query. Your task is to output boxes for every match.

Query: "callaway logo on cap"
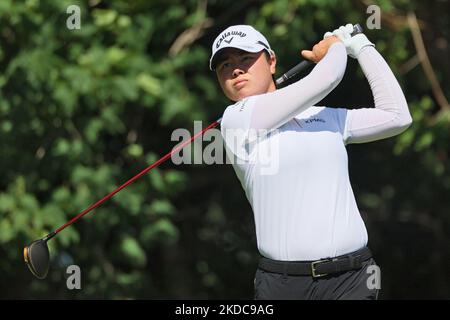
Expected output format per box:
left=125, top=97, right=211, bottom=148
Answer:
left=210, top=25, right=273, bottom=71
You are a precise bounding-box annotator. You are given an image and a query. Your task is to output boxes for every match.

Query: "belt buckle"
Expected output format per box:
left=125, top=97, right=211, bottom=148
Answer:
left=311, top=259, right=330, bottom=278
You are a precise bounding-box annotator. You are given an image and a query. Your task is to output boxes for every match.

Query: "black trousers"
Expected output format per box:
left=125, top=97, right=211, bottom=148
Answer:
left=254, top=258, right=380, bottom=300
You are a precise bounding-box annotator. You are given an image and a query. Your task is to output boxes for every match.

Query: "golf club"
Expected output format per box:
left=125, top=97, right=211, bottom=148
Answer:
left=24, top=119, right=220, bottom=279
left=24, top=24, right=363, bottom=279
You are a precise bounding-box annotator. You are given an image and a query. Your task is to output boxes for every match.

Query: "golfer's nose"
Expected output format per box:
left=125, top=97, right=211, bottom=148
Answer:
left=232, top=68, right=244, bottom=78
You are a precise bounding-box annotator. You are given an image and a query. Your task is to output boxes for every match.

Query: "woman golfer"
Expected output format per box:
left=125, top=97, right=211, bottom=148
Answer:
left=210, top=24, right=412, bottom=300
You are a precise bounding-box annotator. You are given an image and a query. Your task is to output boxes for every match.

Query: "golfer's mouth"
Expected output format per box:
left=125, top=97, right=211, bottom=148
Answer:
left=233, top=79, right=248, bottom=89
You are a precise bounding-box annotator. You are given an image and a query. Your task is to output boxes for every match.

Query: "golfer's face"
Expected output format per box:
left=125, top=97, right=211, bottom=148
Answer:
left=215, top=48, right=276, bottom=102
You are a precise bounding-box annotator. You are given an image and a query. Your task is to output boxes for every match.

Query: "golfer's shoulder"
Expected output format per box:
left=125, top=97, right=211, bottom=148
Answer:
left=221, top=96, right=258, bottom=130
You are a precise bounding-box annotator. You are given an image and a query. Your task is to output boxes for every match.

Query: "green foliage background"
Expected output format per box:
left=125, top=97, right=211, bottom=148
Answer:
left=0, top=0, right=449, bottom=299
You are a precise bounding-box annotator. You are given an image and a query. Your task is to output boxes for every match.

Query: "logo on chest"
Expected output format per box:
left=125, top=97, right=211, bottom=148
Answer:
left=304, top=117, right=326, bottom=124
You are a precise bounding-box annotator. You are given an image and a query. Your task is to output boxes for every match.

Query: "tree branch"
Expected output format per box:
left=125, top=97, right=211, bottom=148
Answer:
left=168, top=0, right=213, bottom=57
left=407, top=11, right=449, bottom=111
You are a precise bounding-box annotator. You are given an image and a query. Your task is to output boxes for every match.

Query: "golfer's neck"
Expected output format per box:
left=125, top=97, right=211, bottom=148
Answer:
left=268, top=80, right=277, bottom=93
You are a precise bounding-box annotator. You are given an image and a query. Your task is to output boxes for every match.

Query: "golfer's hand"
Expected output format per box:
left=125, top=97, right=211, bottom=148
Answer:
left=324, top=23, right=374, bottom=59
left=301, top=36, right=342, bottom=63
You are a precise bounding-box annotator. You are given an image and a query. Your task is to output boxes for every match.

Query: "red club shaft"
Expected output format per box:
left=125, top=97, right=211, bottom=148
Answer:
left=51, top=118, right=222, bottom=237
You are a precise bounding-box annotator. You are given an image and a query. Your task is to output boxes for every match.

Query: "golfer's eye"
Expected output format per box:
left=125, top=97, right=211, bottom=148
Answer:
left=242, top=55, right=254, bottom=62
left=222, top=62, right=232, bottom=69
left=217, top=61, right=231, bottom=71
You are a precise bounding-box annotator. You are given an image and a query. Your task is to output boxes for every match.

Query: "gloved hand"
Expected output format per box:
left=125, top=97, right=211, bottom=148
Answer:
left=324, top=23, right=374, bottom=59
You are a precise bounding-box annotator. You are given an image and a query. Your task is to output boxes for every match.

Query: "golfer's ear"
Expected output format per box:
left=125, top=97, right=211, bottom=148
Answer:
left=269, top=51, right=277, bottom=75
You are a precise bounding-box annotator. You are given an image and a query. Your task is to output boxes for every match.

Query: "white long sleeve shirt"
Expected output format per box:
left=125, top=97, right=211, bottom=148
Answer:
left=220, top=42, right=412, bottom=261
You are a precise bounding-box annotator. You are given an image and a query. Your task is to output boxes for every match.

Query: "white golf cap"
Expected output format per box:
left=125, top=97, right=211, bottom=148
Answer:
left=209, top=25, right=273, bottom=71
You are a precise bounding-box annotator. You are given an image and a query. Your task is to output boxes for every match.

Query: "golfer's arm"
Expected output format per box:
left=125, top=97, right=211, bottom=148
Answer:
left=344, top=46, right=413, bottom=144
left=249, top=42, right=347, bottom=131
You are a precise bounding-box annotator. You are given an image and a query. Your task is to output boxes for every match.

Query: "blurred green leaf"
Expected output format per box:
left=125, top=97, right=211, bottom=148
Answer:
left=119, top=236, right=147, bottom=268
left=93, top=9, right=118, bottom=27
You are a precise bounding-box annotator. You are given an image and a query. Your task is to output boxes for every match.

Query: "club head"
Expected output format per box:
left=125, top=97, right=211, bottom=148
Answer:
left=24, top=239, right=50, bottom=279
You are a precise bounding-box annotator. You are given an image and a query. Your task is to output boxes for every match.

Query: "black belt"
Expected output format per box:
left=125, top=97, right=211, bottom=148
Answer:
left=258, top=247, right=372, bottom=278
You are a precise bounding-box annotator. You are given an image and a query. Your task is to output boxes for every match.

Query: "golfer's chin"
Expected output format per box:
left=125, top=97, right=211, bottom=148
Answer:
left=229, top=87, right=255, bottom=102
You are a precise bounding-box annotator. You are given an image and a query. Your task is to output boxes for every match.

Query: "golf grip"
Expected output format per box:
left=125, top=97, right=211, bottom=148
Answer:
left=275, top=23, right=363, bottom=86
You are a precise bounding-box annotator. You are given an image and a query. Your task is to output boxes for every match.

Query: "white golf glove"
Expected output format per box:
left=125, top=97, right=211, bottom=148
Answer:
left=324, top=23, right=374, bottom=59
